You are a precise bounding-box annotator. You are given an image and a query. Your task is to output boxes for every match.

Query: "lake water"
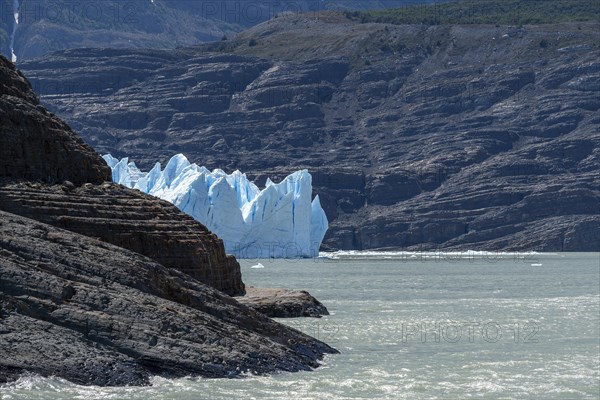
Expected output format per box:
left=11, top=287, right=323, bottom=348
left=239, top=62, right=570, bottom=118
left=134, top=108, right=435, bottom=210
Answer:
left=2, top=252, right=599, bottom=399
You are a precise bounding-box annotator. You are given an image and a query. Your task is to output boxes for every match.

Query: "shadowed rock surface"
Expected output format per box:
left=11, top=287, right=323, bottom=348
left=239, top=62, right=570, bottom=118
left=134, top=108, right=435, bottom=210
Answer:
left=20, top=14, right=600, bottom=251
left=0, top=180, right=244, bottom=295
left=0, top=57, right=110, bottom=185
left=0, top=53, right=337, bottom=385
left=0, top=53, right=243, bottom=295
left=0, top=210, right=336, bottom=386
left=238, top=287, right=330, bottom=318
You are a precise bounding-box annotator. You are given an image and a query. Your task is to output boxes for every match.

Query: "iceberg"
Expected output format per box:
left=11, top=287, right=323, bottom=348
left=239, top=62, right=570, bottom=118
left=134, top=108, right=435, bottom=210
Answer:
left=103, top=154, right=328, bottom=259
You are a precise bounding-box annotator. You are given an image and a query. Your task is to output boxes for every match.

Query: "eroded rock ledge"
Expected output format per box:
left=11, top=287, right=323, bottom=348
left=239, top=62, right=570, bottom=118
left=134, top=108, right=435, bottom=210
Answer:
left=237, top=287, right=330, bottom=318
left=0, top=211, right=337, bottom=386
left=0, top=180, right=244, bottom=296
left=0, top=53, right=244, bottom=296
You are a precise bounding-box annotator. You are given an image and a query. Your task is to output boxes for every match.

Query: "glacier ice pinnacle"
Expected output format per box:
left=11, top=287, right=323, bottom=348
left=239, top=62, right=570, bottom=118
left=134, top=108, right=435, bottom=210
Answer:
left=104, top=154, right=328, bottom=258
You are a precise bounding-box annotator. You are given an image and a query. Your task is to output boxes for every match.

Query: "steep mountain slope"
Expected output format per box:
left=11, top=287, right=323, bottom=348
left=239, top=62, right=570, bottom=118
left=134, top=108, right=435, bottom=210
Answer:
left=20, top=13, right=600, bottom=251
left=0, top=53, right=336, bottom=385
left=0, top=0, right=439, bottom=61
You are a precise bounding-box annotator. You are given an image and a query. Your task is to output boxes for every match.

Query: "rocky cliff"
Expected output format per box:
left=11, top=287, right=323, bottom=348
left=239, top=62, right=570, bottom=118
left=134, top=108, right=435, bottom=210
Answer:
left=0, top=57, right=110, bottom=184
left=0, top=210, right=335, bottom=385
left=0, top=181, right=244, bottom=295
left=0, top=53, right=336, bottom=384
left=20, top=14, right=600, bottom=251
left=0, top=54, right=244, bottom=295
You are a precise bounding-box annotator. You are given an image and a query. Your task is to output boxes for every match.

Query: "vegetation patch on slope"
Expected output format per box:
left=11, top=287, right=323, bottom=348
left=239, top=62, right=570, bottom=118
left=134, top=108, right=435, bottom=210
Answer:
left=346, top=0, right=600, bottom=25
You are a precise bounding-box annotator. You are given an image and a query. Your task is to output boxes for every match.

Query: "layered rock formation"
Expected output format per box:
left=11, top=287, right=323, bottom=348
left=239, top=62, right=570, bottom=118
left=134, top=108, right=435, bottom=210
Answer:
left=20, top=15, right=600, bottom=251
left=0, top=210, right=335, bottom=385
left=0, top=181, right=244, bottom=295
left=0, top=0, right=429, bottom=61
left=0, top=54, right=336, bottom=385
left=0, top=54, right=243, bottom=295
left=0, top=57, right=110, bottom=184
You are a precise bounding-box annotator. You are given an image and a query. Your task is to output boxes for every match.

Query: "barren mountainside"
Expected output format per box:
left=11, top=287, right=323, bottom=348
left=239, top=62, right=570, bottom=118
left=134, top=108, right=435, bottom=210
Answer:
left=0, top=0, right=438, bottom=61
left=19, top=12, right=600, bottom=251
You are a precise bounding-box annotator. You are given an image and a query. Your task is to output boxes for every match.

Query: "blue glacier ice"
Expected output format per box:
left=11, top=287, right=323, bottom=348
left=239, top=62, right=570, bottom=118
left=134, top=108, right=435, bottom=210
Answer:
left=103, top=154, right=328, bottom=258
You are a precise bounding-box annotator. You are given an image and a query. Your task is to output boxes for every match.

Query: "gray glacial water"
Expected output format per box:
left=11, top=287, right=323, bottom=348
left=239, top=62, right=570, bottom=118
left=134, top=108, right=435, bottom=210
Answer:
left=2, top=252, right=599, bottom=399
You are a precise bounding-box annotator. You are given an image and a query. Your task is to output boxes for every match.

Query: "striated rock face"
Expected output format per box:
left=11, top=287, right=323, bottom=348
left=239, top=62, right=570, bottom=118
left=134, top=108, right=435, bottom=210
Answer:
left=0, top=181, right=244, bottom=295
left=20, top=17, right=600, bottom=251
left=0, top=210, right=336, bottom=385
left=0, top=54, right=243, bottom=295
left=0, top=55, right=111, bottom=185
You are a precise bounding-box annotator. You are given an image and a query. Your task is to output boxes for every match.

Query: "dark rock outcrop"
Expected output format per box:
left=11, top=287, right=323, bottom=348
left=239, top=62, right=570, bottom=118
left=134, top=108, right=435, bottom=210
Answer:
left=238, top=287, right=330, bottom=318
left=0, top=210, right=336, bottom=386
left=0, top=56, right=110, bottom=185
left=0, top=53, right=243, bottom=295
left=20, top=16, right=600, bottom=251
left=0, top=181, right=244, bottom=295
left=0, top=50, right=336, bottom=385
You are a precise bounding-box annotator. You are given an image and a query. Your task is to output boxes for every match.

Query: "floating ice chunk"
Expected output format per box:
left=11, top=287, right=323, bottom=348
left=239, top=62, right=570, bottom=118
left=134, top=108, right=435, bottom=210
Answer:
left=103, top=154, right=328, bottom=258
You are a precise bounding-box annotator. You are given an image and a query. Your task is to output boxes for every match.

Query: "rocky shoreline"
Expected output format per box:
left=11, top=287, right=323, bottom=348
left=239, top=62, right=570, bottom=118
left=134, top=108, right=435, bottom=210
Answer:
left=237, top=287, right=329, bottom=318
left=0, top=210, right=335, bottom=385
left=0, top=54, right=336, bottom=386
